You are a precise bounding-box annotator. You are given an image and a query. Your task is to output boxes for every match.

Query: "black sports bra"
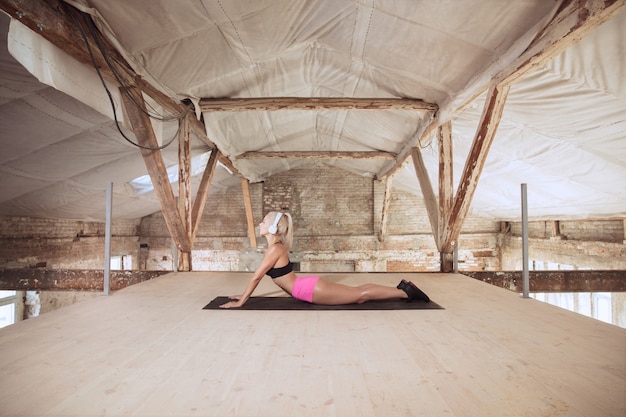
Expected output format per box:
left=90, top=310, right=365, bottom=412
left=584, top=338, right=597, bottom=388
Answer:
left=266, top=262, right=293, bottom=279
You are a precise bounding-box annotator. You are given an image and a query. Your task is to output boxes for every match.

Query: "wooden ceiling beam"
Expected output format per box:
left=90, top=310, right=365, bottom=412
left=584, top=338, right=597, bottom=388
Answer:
left=199, top=97, right=438, bottom=112
left=237, top=151, right=397, bottom=160
left=435, top=0, right=623, bottom=256
left=454, top=0, right=626, bottom=113
left=496, top=0, right=625, bottom=88
left=380, top=0, right=624, bottom=183
left=0, top=0, right=218, bottom=150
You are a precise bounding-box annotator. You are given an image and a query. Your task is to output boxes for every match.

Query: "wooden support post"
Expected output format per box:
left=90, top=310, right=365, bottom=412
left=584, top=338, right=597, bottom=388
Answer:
left=378, top=177, right=392, bottom=242
left=178, top=116, right=192, bottom=271
left=441, top=252, right=454, bottom=274
left=241, top=178, right=257, bottom=248
left=550, top=220, right=564, bottom=241
left=438, top=121, right=453, bottom=270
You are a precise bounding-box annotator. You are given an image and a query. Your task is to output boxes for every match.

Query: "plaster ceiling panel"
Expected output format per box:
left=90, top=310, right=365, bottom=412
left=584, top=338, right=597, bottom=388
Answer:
left=128, top=25, right=243, bottom=99
left=0, top=166, right=52, bottom=204
left=0, top=95, right=85, bottom=164
left=205, top=0, right=357, bottom=61
left=80, top=0, right=213, bottom=53
left=1, top=1, right=624, bottom=222
left=2, top=127, right=135, bottom=182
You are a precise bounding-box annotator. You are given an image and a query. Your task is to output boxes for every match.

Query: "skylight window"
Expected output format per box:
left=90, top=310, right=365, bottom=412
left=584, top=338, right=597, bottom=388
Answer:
left=128, top=151, right=228, bottom=195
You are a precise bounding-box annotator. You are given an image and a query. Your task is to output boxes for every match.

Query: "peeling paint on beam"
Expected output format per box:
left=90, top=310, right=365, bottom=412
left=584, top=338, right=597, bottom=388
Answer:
left=199, top=97, right=438, bottom=112
left=0, top=269, right=169, bottom=291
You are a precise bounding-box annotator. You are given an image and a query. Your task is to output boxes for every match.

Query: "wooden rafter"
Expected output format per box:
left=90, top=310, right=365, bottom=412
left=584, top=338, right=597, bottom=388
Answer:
left=441, top=83, right=510, bottom=253
left=190, top=148, right=219, bottom=244
left=379, top=0, right=625, bottom=184
left=237, top=151, right=396, bottom=160
left=0, top=0, right=215, bottom=149
left=496, top=0, right=625, bottom=87
left=200, top=97, right=437, bottom=112
left=411, top=147, right=439, bottom=250
left=435, top=0, right=624, bottom=255
left=452, top=0, right=626, bottom=115
left=120, top=85, right=190, bottom=253
left=0, top=0, right=246, bottom=261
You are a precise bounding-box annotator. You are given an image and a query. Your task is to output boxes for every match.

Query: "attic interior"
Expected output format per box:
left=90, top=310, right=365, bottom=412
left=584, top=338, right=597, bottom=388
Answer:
left=0, top=1, right=625, bottom=415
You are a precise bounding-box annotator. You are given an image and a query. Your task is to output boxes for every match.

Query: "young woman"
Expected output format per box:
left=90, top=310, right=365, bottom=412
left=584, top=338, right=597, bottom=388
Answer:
left=219, top=211, right=430, bottom=308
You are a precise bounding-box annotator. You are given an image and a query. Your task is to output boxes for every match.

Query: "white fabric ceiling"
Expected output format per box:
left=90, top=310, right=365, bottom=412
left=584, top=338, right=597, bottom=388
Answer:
left=0, top=1, right=624, bottom=222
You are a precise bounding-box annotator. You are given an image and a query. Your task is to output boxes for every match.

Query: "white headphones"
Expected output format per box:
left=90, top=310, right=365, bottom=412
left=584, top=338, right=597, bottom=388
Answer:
left=268, top=212, right=283, bottom=234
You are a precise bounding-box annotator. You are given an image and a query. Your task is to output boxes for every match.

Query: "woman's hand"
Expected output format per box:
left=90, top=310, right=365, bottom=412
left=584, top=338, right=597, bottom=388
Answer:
left=219, top=299, right=244, bottom=308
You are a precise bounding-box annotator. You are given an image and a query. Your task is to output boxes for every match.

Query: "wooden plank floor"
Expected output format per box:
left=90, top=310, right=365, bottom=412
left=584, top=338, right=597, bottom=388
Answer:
left=0, top=272, right=624, bottom=417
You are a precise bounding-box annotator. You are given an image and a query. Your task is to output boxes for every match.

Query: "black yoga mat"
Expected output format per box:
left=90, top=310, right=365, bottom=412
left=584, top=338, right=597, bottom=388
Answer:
left=203, top=296, right=444, bottom=310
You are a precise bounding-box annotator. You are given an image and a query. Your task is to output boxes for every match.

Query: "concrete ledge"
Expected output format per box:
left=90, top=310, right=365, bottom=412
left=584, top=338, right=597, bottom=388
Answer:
left=0, top=269, right=170, bottom=291
left=462, top=270, right=626, bottom=292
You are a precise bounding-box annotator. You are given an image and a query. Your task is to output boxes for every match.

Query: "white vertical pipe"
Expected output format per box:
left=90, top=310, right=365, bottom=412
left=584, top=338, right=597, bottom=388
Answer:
left=104, top=182, right=113, bottom=296
left=521, top=183, right=529, bottom=298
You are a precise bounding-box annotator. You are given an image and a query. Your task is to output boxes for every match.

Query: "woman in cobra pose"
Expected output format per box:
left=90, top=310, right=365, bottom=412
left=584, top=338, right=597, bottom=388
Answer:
left=219, top=211, right=430, bottom=308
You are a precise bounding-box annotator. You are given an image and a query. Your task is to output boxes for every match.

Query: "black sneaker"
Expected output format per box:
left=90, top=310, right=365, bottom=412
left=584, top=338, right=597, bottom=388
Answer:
left=397, top=279, right=409, bottom=291
left=399, top=280, right=430, bottom=303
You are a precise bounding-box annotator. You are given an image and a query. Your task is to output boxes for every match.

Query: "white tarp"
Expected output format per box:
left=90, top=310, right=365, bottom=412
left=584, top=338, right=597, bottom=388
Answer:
left=1, top=1, right=624, bottom=221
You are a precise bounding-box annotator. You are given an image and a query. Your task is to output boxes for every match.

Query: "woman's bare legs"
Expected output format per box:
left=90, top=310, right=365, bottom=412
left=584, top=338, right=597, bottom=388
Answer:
left=311, top=279, right=407, bottom=305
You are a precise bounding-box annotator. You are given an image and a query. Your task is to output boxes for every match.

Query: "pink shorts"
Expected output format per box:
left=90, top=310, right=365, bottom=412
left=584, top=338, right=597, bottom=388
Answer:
left=292, top=276, right=320, bottom=303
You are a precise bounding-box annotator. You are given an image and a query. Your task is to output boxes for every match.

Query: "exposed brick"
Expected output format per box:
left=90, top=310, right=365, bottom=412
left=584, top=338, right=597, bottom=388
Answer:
left=1, top=165, right=622, bottom=278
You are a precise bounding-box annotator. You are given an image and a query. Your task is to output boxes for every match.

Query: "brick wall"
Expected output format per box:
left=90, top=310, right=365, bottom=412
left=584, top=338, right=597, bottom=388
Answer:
left=503, top=219, right=626, bottom=269
left=509, top=219, right=624, bottom=243
left=263, top=164, right=375, bottom=235
left=159, top=165, right=501, bottom=272
left=0, top=216, right=140, bottom=269
left=500, top=235, right=626, bottom=270
left=1, top=166, right=622, bottom=274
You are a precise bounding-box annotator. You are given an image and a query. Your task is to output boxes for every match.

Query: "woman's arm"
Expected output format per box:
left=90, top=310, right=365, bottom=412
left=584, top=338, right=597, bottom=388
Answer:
left=219, top=245, right=282, bottom=308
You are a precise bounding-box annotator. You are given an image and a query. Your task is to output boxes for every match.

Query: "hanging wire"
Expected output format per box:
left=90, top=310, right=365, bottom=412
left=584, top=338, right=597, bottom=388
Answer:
left=70, top=7, right=187, bottom=150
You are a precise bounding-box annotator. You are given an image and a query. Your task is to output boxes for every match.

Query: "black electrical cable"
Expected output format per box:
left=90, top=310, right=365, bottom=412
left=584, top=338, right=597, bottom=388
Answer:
left=82, top=15, right=187, bottom=122
left=70, top=8, right=183, bottom=151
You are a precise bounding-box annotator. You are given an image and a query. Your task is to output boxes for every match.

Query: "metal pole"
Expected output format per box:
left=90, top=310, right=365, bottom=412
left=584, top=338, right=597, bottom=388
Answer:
left=453, top=242, right=459, bottom=273
left=172, top=240, right=179, bottom=272
left=521, top=183, right=529, bottom=298
left=104, top=182, right=113, bottom=296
